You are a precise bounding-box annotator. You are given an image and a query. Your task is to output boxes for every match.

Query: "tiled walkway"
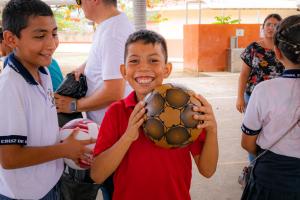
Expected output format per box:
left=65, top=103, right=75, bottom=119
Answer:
left=167, top=74, right=246, bottom=200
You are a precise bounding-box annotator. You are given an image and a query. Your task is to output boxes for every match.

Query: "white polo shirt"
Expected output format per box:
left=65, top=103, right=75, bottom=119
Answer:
left=0, top=53, right=64, bottom=199
left=242, top=69, right=300, bottom=158
left=84, top=12, right=134, bottom=124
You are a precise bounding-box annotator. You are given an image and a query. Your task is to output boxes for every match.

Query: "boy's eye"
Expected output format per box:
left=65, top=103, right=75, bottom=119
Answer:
left=129, top=59, right=138, bottom=64
left=150, top=59, right=159, bottom=63
left=34, top=35, right=45, bottom=39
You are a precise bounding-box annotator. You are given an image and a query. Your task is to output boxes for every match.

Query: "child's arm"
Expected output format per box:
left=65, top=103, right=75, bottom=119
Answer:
left=241, top=134, right=258, bottom=155
left=55, top=80, right=125, bottom=113
left=192, top=94, right=218, bottom=178
left=0, top=129, right=95, bottom=169
left=240, top=85, right=262, bottom=156
left=91, top=101, right=145, bottom=184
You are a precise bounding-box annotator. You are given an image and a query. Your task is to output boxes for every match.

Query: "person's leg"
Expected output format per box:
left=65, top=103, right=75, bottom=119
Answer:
left=100, top=187, right=110, bottom=200
left=101, top=174, right=114, bottom=200
left=248, top=153, right=255, bottom=162
left=243, top=93, right=250, bottom=108
left=40, top=182, right=60, bottom=200
left=60, top=167, right=103, bottom=200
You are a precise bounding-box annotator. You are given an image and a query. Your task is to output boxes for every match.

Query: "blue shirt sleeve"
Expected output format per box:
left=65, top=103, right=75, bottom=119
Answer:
left=48, top=59, right=64, bottom=91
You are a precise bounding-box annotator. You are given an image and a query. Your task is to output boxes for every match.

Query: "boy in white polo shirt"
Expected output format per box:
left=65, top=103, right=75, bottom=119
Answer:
left=0, top=0, right=95, bottom=199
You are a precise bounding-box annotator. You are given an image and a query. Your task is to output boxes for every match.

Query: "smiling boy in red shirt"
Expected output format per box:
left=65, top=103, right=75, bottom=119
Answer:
left=91, top=30, right=219, bottom=200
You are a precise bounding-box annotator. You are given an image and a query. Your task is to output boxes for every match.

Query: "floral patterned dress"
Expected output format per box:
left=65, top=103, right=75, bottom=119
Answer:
left=241, top=42, right=284, bottom=95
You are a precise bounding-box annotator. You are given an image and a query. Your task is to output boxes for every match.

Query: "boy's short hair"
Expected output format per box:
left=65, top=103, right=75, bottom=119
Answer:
left=124, top=30, right=168, bottom=64
left=2, top=0, right=53, bottom=38
left=103, top=0, right=117, bottom=7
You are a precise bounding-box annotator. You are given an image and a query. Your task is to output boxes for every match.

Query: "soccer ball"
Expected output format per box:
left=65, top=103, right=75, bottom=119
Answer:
left=60, top=118, right=99, bottom=170
left=143, top=83, right=203, bottom=148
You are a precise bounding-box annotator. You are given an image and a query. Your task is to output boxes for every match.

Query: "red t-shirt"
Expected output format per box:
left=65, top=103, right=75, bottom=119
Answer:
left=94, top=92, right=206, bottom=200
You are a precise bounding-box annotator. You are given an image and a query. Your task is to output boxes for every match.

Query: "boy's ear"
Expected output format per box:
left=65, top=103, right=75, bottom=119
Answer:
left=3, top=30, right=17, bottom=49
left=120, top=64, right=127, bottom=80
left=163, top=63, right=172, bottom=78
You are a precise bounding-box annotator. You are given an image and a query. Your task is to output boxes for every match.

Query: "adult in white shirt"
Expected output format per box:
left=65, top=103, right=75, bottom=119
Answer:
left=55, top=0, right=133, bottom=125
left=54, top=0, right=134, bottom=199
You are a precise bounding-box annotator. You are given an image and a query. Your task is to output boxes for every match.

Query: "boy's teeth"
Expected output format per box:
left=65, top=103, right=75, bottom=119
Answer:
left=41, top=54, right=51, bottom=57
left=136, top=77, right=153, bottom=84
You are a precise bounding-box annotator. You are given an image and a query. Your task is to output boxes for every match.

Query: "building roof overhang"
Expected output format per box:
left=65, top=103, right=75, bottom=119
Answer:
left=0, top=0, right=74, bottom=6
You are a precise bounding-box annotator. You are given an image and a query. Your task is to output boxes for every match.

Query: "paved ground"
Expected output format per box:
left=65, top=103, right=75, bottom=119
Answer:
left=53, top=47, right=248, bottom=200
left=167, top=71, right=247, bottom=200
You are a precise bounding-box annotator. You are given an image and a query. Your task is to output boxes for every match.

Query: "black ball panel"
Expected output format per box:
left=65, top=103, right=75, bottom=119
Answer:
left=144, top=118, right=165, bottom=140
left=165, top=88, right=190, bottom=109
left=145, top=92, right=165, bottom=117
left=181, top=104, right=199, bottom=128
left=165, top=126, right=190, bottom=146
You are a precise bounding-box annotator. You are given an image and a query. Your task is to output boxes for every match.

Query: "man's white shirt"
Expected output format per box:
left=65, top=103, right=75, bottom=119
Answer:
left=84, top=12, right=134, bottom=124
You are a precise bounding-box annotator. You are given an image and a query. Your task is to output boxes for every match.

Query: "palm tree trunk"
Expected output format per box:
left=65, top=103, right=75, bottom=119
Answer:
left=133, top=0, right=146, bottom=30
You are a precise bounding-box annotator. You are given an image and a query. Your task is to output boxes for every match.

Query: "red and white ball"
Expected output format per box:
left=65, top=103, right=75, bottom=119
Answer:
left=60, top=118, right=99, bottom=170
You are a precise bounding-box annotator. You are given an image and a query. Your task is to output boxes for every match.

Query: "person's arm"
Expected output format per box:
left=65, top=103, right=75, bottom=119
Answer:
left=192, top=94, right=218, bottom=178
left=241, top=134, right=258, bottom=155
left=55, top=79, right=125, bottom=113
left=240, top=85, right=262, bottom=156
left=74, top=62, right=86, bottom=81
left=91, top=101, right=145, bottom=184
left=236, top=62, right=251, bottom=113
left=77, top=79, right=125, bottom=112
left=53, top=61, right=86, bottom=111
left=0, top=129, right=95, bottom=169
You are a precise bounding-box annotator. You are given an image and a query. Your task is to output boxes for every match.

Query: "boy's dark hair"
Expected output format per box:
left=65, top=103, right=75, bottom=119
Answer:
left=124, top=30, right=168, bottom=64
left=262, top=13, right=282, bottom=28
left=103, top=0, right=117, bottom=7
left=274, top=14, right=300, bottom=64
left=2, top=0, right=53, bottom=38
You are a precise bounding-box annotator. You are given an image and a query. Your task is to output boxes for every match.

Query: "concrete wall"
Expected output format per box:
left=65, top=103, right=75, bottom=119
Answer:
left=56, top=8, right=298, bottom=63
left=227, top=48, right=244, bottom=72
left=183, top=24, right=260, bottom=72
left=147, top=8, right=299, bottom=60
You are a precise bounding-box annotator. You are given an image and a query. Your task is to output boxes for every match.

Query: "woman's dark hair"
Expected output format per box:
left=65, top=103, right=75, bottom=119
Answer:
left=2, top=0, right=53, bottom=38
left=0, top=28, right=3, bottom=42
left=274, top=15, right=300, bottom=64
left=263, top=13, right=282, bottom=28
left=124, top=30, right=168, bottom=64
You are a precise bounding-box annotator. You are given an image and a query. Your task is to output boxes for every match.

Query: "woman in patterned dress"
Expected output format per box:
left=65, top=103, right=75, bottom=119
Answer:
left=236, top=14, right=284, bottom=114
left=236, top=14, right=284, bottom=161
